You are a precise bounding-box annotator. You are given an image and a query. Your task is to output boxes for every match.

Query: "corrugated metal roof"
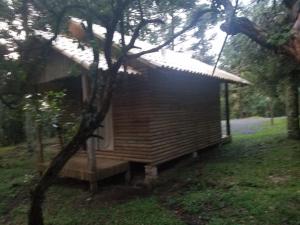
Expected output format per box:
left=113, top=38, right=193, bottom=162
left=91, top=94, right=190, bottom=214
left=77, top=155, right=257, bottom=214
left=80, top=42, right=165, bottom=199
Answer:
left=34, top=30, right=139, bottom=75
left=35, top=18, right=249, bottom=84
left=70, top=18, right=249, bottom=84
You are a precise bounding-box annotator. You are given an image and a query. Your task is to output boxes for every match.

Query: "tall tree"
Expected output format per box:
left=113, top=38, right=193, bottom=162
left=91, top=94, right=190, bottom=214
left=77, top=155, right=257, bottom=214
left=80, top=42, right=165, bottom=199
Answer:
left=215, top=0, right=300, bottom=139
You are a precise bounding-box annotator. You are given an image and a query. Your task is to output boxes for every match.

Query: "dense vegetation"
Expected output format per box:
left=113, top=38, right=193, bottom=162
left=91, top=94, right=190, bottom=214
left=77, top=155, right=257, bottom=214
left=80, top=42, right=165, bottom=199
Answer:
left=0, top=118, right=299, bottom=225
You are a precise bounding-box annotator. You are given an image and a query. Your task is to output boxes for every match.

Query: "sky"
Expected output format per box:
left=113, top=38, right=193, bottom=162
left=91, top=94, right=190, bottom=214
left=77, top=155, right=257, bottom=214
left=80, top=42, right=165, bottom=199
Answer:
left=173, top=22, right=227, bottom=56
left=174, top=0, right=254, bottom=59
left=0, top=0, right=253, bottom=61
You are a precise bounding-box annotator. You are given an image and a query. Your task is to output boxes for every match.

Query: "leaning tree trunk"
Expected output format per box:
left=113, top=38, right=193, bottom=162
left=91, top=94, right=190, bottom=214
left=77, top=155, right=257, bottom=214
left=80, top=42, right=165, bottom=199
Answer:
left=28, top=126, right=91, bottom=225
left=286, top=75, right=300, bottom=139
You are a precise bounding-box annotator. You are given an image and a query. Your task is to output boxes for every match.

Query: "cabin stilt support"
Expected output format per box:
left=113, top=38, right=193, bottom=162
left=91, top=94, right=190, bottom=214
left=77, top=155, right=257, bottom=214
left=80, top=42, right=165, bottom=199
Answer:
left=36, top=124, right=44, bottom=176
left=192, top=151, right=198, bottom=158
left=89, top=177, right=98, bottom=193
left=125, top=168, right=131, bottom=184
left=87, top=137, right=97, bottom=193
left=88, top=172, right=98, bottom=193
left=144, top=165, right=158, bottom=184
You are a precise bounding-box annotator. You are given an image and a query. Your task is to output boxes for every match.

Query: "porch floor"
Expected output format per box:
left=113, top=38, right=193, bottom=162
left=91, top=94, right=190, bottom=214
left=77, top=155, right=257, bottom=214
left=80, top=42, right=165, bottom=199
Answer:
left=38, top=154, right=129, bottom=181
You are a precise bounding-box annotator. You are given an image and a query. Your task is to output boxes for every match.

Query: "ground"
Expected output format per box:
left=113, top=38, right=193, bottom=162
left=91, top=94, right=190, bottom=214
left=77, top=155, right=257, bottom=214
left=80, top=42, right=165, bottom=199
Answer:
left=0, top=117, right=299, bottom=225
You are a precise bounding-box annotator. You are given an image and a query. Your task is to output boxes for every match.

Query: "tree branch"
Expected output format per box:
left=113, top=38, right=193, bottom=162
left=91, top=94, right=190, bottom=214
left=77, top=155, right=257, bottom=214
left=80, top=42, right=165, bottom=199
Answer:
left=126, top=8, right=212, bottom=59
left=215, top=0, right=278, bottom=51
left=221, top=17, right=276, bottom=50
left=104, top=0, right=132, bottom=67
left=137, top=0, right=144, bottom=20
left=124, top=18, right=164, bottom=52
left=89, top=134, right=103, bottom=139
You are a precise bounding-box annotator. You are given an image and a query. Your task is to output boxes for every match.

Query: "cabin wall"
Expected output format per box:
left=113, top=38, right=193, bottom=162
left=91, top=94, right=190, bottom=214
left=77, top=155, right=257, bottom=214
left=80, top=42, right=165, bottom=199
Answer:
left=35, top=50, right=82, bottom=84
left=97, top=74, right=153, bottom=163
left=148, top=70, right=221, bottom=164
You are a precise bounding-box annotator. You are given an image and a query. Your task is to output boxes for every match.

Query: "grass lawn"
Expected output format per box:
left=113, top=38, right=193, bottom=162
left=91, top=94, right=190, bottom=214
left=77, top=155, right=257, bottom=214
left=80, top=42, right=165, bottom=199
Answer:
left=0, top=118, right=299, bottom=225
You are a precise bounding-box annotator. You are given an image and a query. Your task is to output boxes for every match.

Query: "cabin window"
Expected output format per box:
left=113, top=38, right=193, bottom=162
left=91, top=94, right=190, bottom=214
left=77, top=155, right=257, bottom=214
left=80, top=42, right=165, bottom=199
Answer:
left=96, top=105, right=114, bottom=150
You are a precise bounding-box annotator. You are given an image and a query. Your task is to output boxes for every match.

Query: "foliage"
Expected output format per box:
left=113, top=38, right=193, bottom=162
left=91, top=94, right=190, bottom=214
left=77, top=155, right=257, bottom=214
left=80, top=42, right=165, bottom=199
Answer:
left=125, top=0, right=198, bottom=46
left=190, top=30, right=216, bottom=65
left=23, top=91, right=78, bottom=144
left=0, top=103, right=25, bottom=146
left=0, top=59, right=26, bottom=146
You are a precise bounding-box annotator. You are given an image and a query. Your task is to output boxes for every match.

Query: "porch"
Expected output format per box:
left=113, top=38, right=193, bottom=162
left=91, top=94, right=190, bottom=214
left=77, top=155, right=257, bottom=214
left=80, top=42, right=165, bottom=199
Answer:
left=38, top=152, right=130, bottom=190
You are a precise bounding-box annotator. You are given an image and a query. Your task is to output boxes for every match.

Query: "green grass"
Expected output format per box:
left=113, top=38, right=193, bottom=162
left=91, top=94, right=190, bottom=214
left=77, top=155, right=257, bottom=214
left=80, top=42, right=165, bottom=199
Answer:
left=0, top=117, right=299, bottom=225
left=169, top=118, right=300, bottom=225
left=12, top=195, right=183, bottom=225
left=0, top=145, right=35, bottom=217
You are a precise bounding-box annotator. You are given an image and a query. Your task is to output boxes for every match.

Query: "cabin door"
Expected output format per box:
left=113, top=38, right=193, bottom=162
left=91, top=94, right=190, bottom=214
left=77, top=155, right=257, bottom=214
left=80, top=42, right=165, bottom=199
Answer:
left=95, top=105, right=114, bottom=151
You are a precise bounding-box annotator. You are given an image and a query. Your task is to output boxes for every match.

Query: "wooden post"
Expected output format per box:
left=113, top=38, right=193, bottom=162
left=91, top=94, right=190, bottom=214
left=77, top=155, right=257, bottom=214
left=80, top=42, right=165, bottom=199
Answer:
left=144, top=165, right=158, bottom=184
left=192, top=151, right=198, bottom=158
left=25, top=110, right=35, bottom=154
left=125, top=168, right=131, bottom=184
left=224, top=82, right=231, bottom=137
left=82, top=75, right=98, bottom=192
left=32, top=89, right=44, bottom=174
left=87, top=138, right=97, bottom=192
left=36, top=123, right=44, bottom=175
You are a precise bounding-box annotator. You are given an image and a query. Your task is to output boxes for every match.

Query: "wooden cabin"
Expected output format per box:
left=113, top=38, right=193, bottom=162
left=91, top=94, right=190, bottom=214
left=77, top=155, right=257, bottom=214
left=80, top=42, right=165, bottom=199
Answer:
left=32, top=18, right=249, bottom=191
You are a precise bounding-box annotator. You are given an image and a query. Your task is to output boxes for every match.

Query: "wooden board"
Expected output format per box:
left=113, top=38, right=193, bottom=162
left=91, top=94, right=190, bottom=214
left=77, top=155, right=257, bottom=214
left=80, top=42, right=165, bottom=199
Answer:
left=38, top=153, right=129, bottom=181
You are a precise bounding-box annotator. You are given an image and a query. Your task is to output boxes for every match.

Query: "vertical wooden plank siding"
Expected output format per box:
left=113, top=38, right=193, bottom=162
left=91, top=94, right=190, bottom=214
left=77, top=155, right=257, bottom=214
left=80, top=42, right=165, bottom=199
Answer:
left=148, top=70, right=222, bottom=164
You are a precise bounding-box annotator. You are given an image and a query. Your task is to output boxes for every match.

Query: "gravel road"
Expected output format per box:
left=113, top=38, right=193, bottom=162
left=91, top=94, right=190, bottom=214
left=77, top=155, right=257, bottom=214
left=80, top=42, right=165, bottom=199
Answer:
left=222, top=117, right=274, bottom=135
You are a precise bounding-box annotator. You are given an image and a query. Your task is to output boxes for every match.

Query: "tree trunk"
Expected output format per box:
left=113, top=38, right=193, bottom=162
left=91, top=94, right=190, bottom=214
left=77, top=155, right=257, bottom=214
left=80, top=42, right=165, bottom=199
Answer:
left=269, top=99, right=274, bottom=126
left=28, top=121, right=94, bottom=225
left=36, top=124, right=44, bottom=164
left=25, top=110, right=35, bottom=153
left=28, top=185, right=44, bottom=225
left=286, top=75, right=300, bottom=139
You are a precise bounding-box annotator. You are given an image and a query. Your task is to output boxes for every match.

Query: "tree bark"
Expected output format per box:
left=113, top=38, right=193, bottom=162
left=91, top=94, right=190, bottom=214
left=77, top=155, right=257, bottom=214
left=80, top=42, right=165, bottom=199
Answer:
left=217, top=0, right=300, bottom=63
left=269, top=99, right=274, bottom=126
left=286, top=75, right=300, bottom=139
left=36, top=124, right=44, bottom=164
